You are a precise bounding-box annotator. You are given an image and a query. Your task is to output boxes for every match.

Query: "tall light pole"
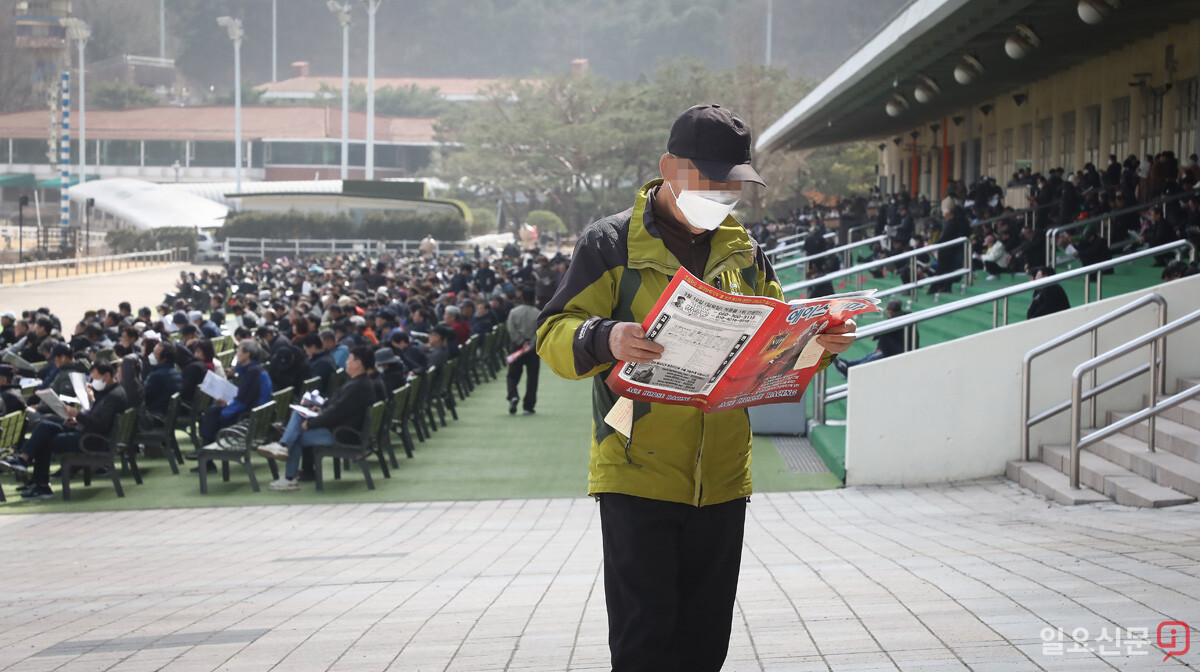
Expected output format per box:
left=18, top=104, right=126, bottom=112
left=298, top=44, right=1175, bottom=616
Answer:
left=218, top=16, right=244, bottom=193
left=65, top=19, right=90, bottom=185
left=361, top=0, right=384, bottom=180
left=328, top=1, right=352, bottom=180
left=159, top=0, right=166, bottom=60
left=271, top=0, right=278, bottom=82
left=765, top=0, right=773, bottom=66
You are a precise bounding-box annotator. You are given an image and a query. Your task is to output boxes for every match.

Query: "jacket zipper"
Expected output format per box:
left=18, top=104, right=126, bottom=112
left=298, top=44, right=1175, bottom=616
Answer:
left=693, top=413, right=705, bottom=506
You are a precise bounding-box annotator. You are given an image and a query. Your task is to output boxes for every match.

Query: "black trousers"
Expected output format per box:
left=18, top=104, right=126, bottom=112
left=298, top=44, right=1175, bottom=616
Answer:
left=506, top=349, right=539, bottom=411
left=599, top=493, right=747, bottom=672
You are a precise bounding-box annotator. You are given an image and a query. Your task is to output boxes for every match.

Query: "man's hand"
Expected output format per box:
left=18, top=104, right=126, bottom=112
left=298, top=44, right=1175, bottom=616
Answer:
left=609, top=322, right=664, bottom=363
left=64, top=406, right=79, bottom=419
left=816, top=319, right=857, bottom=355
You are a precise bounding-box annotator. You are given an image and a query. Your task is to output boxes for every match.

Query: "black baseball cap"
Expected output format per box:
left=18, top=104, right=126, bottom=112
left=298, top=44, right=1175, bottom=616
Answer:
left=667, top=104, right=765, bottom=186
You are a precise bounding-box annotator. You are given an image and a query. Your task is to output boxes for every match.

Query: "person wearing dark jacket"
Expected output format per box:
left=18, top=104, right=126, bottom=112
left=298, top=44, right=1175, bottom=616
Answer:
left=929, top=206, right=971, bottom=292
left=1026, top=267, right=1071, bottom=320
left=0, top=361, right=128, bottom=499
left=143, top=341, right=183, bottom=415
left=198, top=340, right=272, bottom=446
left=256, top=346, right=381, bottom=491
left=302, top=334, right=338, bottom=390
left=373, top=347, right=408, bottom=392
left=390, top=330, right=429, bottom=373
left=0, top=365, right=28, bottom=415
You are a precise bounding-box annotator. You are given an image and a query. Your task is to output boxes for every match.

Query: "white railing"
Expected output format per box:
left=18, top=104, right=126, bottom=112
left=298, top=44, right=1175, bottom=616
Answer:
left=0, top=248, right=182, bottom=284
left=222, top=237, right=475, bottom=262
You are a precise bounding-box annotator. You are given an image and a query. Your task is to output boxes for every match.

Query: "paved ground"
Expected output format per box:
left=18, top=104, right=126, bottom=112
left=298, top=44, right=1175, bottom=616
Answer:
left=1, top=479, right=1198, bottom=671
left=0, top=263, right=213, bottom=319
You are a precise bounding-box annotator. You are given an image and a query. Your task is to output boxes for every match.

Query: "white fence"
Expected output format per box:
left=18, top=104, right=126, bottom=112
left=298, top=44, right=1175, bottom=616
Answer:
left=222, top=238, right=474, bottom=262
left=0, top=248, right=184, bottom=284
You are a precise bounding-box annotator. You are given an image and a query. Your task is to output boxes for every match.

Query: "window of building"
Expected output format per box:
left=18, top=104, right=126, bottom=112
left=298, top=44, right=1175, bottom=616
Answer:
left=96, top=140, right=141, bottom=167
left=985, top=133, right=997, bottom=177
left=1038, top=117, right=1053, bottom=171
left=1140, top=89, right=1163, bottom=157
left=266, top=141, right=339, bottom=166
left=1175, top=77, right=1198, bottom=160
left=1019, top=123, right=1033, bottom=164
left=10, top=139, right=49, bottom=164
left=1001, top=128, right=1014, bottom=178
left=1111, top=96, right=1131, bottom=160
left=1060, top=111, right=1076, bottom=172
left=1083, top=105, right=1101, bottom=167
left=192, top=141, right=236, bottom=168
left=143, top=141, right=185, bottom=167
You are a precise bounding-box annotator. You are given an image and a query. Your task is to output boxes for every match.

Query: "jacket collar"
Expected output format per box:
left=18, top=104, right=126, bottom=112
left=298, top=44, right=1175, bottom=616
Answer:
left=627, top=179, right=755, bottom=282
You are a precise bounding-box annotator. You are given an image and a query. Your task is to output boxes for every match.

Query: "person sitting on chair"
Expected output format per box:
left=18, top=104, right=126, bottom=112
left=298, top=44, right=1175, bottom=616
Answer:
left=0, top=360, right=128, bottom=500
left=256, top=346, right=383, bottom=491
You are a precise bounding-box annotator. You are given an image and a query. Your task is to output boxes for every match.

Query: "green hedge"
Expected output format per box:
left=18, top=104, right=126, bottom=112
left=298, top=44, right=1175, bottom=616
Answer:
left=217, top=209, right=466, bottom=242
left=105, top=227, right=197, bottom=256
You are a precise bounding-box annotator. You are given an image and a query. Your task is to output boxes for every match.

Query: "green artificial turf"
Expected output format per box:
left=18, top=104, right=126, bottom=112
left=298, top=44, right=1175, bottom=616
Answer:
left=1, top=364, right=839, bottom=514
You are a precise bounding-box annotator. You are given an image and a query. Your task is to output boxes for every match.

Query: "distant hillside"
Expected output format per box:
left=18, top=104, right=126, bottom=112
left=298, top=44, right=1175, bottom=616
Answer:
left=0, top=0, right=906, bottom=112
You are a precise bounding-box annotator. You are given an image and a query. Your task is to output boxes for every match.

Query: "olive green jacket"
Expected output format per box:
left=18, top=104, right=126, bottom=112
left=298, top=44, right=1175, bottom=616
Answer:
left=537, top=180, right=824, bottom=507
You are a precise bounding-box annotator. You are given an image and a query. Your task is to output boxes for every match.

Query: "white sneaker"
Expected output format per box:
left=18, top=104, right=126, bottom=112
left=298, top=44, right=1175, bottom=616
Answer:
left=268, top=477, right=299, bottom=491
left=256, top=442, right=289, bottom=461
left=985, top=274, right=998, bottom=281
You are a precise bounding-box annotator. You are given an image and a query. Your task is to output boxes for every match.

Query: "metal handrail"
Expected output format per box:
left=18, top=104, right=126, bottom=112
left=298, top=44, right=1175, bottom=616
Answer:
left=766, top=230, right=837, bottom=260
left=1044, top=186, right=1197, bottom=268
left=0, top=248, right=179, bottom=284
left=782, top=236, right=973, bottom=299
left=774, top=235, right=889, bottom=274
left=1021, top=293, right=1167, bottom=460
left=1069, top=307, right=1200, bottom=489
left=810, top=239, right=1196, bottom=425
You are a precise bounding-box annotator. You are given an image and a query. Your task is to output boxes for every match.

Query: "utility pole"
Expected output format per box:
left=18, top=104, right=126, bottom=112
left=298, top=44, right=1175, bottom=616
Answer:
left=272, top=0, right=278, bottom=82
left=765, top=0, right=773, bottom=66
left=217, top=16, right=245, bottom=193
left=328, top=2, right=353, bottom=180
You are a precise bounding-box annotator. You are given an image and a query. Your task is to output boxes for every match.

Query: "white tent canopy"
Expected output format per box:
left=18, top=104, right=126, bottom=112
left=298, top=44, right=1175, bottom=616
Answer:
left=68, top=178, right=230, bottom=231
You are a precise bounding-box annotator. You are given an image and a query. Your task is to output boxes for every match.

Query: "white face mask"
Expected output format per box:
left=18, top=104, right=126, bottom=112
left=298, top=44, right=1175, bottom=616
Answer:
left=667, top=180, right=739, bottom=231
left=148, top=353, right=159, bottom=366
left=91, top=378, right=107, bottom=392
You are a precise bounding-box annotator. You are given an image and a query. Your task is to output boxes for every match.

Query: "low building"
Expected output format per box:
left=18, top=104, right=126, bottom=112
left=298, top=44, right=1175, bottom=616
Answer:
left=0, top=105, right=438, bottom=186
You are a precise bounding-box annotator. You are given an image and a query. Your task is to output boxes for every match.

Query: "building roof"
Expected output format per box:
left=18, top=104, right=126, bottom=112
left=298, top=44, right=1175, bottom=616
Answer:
left=0, top=106, right=437, bottom=144
left=257, top=76, right=506, bottom=101
left=68, top=178, right=231, bottom=231
left=756, top=0, right=1200, bottom=153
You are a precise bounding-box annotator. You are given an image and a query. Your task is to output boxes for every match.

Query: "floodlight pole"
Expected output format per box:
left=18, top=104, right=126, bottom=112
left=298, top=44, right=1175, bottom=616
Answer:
left=67, top=20, right=90, bottom=183
left=328, top=2, right=353, bottom=180
left=362, top=0, right=384, bottom=180
left=159, top=0, right=166, bottom=60
left=218, top=16, right=245, bottom=194
left=272, top=0, right=278, bottom=82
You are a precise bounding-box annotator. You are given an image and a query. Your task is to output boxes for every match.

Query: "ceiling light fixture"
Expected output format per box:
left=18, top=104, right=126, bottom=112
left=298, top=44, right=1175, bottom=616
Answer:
left=1077, top=0, right=1119, bottom=25
left=954, top=54, right=984, bottom=85
left=914, top=76, right=941, bottom=104
left=885, top=93, right=910, bottom=118
left=1005, top=23, right=1041, bottom=60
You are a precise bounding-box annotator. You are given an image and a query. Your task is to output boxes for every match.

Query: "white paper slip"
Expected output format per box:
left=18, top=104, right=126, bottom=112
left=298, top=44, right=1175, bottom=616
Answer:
left=35, top=389, right=72, bottom=421
left=289, top=404, right=319, bottom=419
left=200, top=370, right=238, bottom=403
left=604, top=396, right=634, bottom=436
left=69, top=371, right=92, bottom=411
left=18, top=377, right=40, bottom=388
left=794, top=339, right=827, bottom=371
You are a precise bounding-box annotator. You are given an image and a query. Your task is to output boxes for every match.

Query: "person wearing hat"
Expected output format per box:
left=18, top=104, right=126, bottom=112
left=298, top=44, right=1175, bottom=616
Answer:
left=832, top=298, right=912, bottom=376
left=0, top=311, right=16, bottom=348
left=0, top=365, right=28, bottom=415
left=373, top=346, right=407, bottom=391
left=41, top=343, right=88, bottom=399
left=536, top=104, right=857, bottom=671
left=425, top=324, right=456, bottom=369
left=190, top=310, right=220, bottom=339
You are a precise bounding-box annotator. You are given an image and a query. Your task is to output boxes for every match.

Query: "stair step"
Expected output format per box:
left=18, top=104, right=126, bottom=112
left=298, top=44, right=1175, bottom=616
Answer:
left=1180, top=377, right=1200, bottom=394
left=1087, top=432, right=1200, bottom=498
left=1140, top=396, right=1200, bottom=429
left=1006, top=460, right=1111, bottom=506
left=1111, top=412, right=1200, bottom=462
left=1041, top=445, right=1196, bottom=507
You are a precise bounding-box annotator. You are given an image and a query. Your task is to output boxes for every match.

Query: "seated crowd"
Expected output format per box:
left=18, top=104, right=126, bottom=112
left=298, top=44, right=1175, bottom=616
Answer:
left=0, top=243, right=562, bottom=500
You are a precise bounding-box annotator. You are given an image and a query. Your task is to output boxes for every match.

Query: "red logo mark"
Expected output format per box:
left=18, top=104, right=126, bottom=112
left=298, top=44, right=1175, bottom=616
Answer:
left=1158, top=621, right=1190, bottom=661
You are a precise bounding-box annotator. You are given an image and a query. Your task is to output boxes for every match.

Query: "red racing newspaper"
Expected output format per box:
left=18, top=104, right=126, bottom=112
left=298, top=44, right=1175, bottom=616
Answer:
left=605, top=268, right=880, bottom=412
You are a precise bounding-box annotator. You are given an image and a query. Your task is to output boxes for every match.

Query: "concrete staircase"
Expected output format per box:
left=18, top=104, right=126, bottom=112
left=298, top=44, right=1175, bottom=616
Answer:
left=1007, top=377, right=1200, bottom=507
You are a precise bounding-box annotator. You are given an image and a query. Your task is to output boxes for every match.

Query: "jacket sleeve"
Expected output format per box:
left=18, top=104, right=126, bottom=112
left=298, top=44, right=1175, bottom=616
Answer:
left=536, top=223, right=623, bottom=380
left=307, top=378, right=363, bottom=430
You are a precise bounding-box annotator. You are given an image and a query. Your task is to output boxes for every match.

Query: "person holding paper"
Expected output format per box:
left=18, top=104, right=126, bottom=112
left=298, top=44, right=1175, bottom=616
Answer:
left=256, top=346, right=382, bottom=491
left=0, top=360, right=128, bottom=500
left=536, top=104, right=857, bottom=672
left=197, top=340, right=273, bottom=449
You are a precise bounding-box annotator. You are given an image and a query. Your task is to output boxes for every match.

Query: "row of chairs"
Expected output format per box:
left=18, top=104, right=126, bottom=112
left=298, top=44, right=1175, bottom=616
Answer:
left=0, top=323, right=513, bottom=501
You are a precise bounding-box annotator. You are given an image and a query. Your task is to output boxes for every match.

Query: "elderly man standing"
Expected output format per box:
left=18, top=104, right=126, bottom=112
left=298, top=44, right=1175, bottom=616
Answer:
left=536, top=104, right=856, bottom=672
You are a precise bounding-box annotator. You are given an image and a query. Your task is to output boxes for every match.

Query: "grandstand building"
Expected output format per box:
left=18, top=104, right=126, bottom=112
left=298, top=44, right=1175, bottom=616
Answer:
left=758, top=0, right=1200, bottom=200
